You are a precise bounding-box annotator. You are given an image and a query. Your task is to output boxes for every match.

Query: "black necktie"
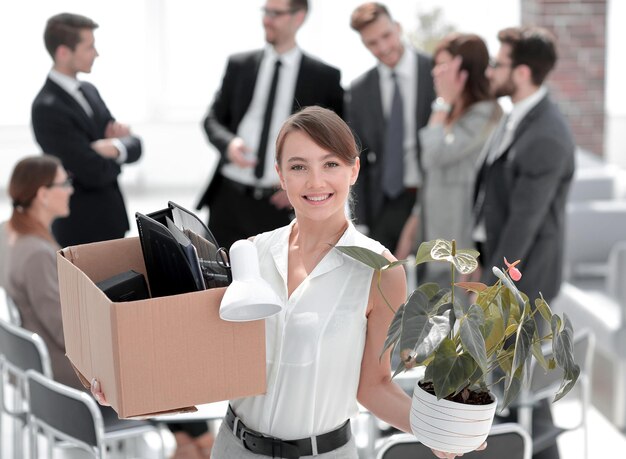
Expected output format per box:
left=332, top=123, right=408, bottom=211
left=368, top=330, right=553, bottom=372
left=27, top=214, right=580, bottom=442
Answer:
left=255, top=59, right=282, bottom=179
left=77, top=83, right=94, bottom=117
left=382, top=72, right=405, bottom=198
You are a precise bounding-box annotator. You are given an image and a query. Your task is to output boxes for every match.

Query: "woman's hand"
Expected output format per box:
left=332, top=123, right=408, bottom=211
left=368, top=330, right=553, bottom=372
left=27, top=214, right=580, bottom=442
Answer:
left=90, top=378, right=111, bottom=406
left=433, top=55, right=468, bottom=106
left=431, top=442, right=487, bottom=458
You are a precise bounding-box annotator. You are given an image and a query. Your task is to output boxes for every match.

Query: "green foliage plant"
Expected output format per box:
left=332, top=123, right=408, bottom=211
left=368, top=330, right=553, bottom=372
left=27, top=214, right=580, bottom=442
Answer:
left=337, top=239, right=579, bottom=410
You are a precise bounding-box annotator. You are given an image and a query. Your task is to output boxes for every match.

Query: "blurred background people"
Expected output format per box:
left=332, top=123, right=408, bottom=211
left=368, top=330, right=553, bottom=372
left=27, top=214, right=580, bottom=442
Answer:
left=197, top=0, right=344, bottom=249
left=348, top=2, right=435, bottom=253
left=3, top=155, right=76, bottom=386
left=396, top=33, right=501, bottom=286
left=472, top=26, right=576, bottom=459
left=31, top=13, right=142, bottom=248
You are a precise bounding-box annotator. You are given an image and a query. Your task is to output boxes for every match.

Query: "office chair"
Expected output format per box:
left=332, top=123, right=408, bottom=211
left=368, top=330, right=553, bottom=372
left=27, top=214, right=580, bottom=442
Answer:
left=0, top=317, right=52, bottom=459
left=376, top=422, right=531, bottom=459
left=517, top=329, right=595, bottom=459
left=0, top=318, right=164, bottom=459
left=0, top=287, right=21, bottom=326
left=26, top=369, right=166, bottom=459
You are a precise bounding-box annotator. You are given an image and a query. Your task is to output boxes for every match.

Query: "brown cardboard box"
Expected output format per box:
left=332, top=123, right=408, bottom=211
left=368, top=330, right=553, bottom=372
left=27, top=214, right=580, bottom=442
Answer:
left=57, top=237, right=266, bottom=418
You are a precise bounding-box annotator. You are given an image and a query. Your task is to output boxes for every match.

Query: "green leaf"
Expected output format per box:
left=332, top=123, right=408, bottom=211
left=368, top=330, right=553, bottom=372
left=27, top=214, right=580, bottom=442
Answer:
left=417, top=282, right=441, bottom=300
left=381, top=303, right=404, bottom=361
left=431, top=338, right=477, bottom=399
left=531, top=338, right=550, bottom=372
left=510, top=313, right=536, bottom=379
left=382, top=259, right=409, bottom=271
left=551, top=314, right=580, bottom=401
left=414, top=240, right=437, bottom=266
left=501, top=366, right=524, bottom=411
left=335, top=246, right=390, bottom=270
left=535, top=295, right=553, bottom=324
left=398, top=290, right=451, bottom=364
left=484, top=302, right=505, bottom=355
left=458, top=303, right=488, bottom=372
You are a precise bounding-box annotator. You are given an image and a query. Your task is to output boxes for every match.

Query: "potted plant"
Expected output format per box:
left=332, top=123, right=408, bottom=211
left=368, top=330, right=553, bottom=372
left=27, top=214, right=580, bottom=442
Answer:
left=337, top=239, right=579, bottom=454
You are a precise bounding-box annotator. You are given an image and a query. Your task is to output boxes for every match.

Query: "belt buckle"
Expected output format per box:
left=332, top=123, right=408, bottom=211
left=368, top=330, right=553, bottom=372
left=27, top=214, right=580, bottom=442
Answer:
left=241, top=429, right=300, bottom=459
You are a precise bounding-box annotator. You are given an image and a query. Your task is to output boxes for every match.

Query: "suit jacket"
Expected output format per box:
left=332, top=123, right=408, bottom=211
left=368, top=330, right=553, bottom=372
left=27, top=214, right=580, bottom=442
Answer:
left=31, top=78, right=142, bottom=247
left=474, top=95, right=575, bottom=302
left=196, top=49, right=344, bottom=209
left=5, top=235, right=82, bottom=390
left=347, top=50, right=435, bottom=227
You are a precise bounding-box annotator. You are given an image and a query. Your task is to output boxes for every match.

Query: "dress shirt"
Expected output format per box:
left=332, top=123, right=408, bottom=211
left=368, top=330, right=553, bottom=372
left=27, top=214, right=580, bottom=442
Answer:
left=222, top=45, right=302, bottom=187
left=377, top=47, right=420, bottom=188
left=48, top=69, right=128, bottom=164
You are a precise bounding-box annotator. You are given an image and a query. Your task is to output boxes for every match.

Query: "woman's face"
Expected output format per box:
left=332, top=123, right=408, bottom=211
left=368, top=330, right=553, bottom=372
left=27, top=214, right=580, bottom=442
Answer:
left=276, top=130, right=359, bottom=223
left=41, top=166, right=74, bottom=219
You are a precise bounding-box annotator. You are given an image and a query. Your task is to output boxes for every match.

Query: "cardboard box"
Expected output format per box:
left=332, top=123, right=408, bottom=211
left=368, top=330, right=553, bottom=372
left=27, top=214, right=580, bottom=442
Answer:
left=57, top=237, right=266, bottom=418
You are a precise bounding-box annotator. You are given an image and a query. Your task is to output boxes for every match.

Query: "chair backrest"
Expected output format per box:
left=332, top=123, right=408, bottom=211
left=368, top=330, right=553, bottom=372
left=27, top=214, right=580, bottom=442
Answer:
left=376, top=423, right=531, bottom=459
left=0, top=286, right=22, bottom=326
left=26, top=369, right=106, bottom=458
left=0, top=318, right=52, bottom=378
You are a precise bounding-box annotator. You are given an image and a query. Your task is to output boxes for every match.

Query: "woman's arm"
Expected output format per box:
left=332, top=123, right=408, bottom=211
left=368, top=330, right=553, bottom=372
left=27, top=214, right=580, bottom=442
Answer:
left=356, top=250, right=411, bottom=432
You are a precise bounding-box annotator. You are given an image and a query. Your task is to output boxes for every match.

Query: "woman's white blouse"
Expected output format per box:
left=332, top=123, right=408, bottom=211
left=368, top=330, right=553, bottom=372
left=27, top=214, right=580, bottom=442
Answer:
left=231, top=220, right=385, bottom=440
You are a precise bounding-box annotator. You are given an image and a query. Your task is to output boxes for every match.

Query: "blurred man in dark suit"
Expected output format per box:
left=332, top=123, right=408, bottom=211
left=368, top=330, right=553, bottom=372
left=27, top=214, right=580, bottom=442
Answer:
left=32, top=13, right=142, bottom=248
left=348, top=2, right=435, bottom=253
left=473, top=26, right=576, bottom=459
left=197, top=0, right=344, bottom=249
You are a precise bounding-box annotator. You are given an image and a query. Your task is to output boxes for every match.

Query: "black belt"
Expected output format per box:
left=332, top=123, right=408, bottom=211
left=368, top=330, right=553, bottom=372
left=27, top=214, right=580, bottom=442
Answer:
left=222, top=176, right=277, bottom=200
left=225, top=405, right=351, bottom=458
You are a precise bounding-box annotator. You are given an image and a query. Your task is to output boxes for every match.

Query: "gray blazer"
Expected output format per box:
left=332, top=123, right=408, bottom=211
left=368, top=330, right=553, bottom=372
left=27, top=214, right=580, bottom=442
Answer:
left=474, top=95, right=575, bottom=302
left=4, top=235, right=82, bottom=390
left=420, top=101, right=501, bottom=250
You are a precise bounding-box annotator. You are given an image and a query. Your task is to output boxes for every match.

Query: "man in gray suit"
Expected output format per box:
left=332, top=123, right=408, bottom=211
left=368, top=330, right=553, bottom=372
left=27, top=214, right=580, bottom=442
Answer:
left=348, top=2, right=435, bottom=253
left=473, top=26, right=575, bottom=459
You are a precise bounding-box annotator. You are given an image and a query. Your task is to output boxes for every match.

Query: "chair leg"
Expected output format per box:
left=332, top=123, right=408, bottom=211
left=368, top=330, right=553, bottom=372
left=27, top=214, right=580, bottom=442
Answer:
left=613, top=359, right=626, bottom=430
left=581, top=374, right=590, bottom=459
left=12, top=386, right=22, bottom=459
left=28, top=422, right=36, bottom=459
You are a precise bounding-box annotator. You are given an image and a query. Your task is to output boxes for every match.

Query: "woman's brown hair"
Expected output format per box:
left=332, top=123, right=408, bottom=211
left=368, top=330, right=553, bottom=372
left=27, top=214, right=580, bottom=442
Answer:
left=8, top=155, right=61, bottom=243
left=435, top=33, right=492, bottom=115
left=275, top=106, right=359, bottom=167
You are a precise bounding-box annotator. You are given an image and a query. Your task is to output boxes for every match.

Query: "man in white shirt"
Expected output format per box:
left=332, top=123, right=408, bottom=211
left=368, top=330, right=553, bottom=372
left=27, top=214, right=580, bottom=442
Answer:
left=347, top=2, right=435, bottom=253
left=31, top=13, right=142, bottom=247
left=197, top=0, right=343, bottom=249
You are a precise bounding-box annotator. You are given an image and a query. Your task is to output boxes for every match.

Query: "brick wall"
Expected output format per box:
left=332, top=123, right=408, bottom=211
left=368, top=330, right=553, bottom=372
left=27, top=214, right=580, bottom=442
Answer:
left=522, top=0, right=606, bottom=156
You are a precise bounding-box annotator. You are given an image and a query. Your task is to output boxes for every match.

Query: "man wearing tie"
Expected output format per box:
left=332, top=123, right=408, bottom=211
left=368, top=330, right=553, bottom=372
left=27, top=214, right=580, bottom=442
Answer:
left=472, top=27, right=575, bottom=459
left=348, top=2, right=435, bottom=253
left=197, top=0, right=344, bottom=249
left=473, top=26, right=575, bottom=306
left=32, top=13, right=142, bottom=248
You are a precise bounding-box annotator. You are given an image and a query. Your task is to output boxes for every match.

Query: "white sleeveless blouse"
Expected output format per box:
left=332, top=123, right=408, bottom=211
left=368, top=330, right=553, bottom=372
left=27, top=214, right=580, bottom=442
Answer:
left=230, top=220, right=386, bottom=440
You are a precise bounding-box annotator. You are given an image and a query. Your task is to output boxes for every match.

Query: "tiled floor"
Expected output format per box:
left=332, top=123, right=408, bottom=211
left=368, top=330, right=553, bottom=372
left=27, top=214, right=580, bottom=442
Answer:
left=2, top=187, right=626, bottom=458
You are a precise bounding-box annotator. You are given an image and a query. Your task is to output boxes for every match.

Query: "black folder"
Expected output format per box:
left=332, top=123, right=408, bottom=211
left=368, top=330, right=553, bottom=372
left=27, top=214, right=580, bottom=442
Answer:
left=136, top=202, right=231, bottom=298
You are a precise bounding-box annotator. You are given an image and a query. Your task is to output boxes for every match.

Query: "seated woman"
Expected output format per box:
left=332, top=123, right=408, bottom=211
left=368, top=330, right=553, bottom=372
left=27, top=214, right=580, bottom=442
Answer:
left=4, top=155, right=212, bottom=459
left=4, top=155, right=77, bottom=387
left=396, top=33, right=502, bottom=285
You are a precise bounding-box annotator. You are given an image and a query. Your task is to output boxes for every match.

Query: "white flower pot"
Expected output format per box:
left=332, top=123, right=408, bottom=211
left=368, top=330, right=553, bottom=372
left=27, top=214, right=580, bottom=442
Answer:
left=410, top=381, right=498, bottom=454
